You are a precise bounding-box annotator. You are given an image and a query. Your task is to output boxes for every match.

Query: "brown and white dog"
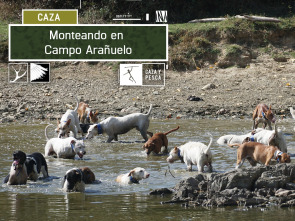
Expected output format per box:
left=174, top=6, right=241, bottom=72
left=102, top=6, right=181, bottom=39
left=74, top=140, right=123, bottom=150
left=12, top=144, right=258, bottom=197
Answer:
left=62, top=167, right=96, bottom=192
left=116, top=167, right=150, bottom=185
left=56, top=96, right=83, bottom=138
left=229, top=142, right=290, bottom=169
left=143, top=126, right=180, bottom=155
left=77, top=102, right=99, bottom=124
left=253, top=104, right=276, bottom=130
left=4, top=151, right=28, bottom=185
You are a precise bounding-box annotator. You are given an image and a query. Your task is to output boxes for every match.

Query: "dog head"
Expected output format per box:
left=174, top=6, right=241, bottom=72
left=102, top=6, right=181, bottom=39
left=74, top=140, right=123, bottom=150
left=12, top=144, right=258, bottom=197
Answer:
left=128, top=167, right=150, bottom=183
left=85, top=124, right=101, bottom=139
left=166, top=147, right=182, bottom=163
left=277, top=152, right=291, bottom=163
left=89, top=110, right=99, bottom=123
left=143, top=141, right=157, bottom=155
left=56, top=119, right=71, bottom=138
left=81, top=167, right=95, bottom=184
left=264, top=105, right=276, bottom=123
left=25, top=156, right=38, bottom=180
left=12, top=151, right=26, bottom=169
left=71, top=139, right=86, bottom=159
left=62, top=168, right=85, bottom=192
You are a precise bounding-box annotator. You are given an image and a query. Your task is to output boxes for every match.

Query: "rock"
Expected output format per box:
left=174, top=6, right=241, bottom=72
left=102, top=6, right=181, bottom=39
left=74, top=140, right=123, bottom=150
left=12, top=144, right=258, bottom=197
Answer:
left=153, top=91, right=159, bottom=95
left=166, top=164, right=295, bottom=207
left=187, top=95, right=204, bottom=101
left=202, top=83, right=216, bottom=90
left=149, top=188, right=173, bottom=196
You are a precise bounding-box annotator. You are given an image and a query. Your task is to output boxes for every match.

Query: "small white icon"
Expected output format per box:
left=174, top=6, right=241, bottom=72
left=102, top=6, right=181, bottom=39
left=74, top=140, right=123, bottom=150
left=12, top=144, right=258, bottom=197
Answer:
left=8, top=63, right=28, bottom=83
left=31, top=63, right=48, bottom=81
left=120, top=64, right=142, bottom=86
left=156, top=10, right=167, bottom=22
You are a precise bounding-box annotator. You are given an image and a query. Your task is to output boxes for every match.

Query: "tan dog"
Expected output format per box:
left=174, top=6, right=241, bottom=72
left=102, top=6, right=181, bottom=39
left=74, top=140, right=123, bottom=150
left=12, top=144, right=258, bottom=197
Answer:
left=253, top=104, right=276, bottom=130
left=77, top=102, right=99, bottom=124
left=229, top=142, right=290, bottom=169
left=143, top=126, right=180, bottom=155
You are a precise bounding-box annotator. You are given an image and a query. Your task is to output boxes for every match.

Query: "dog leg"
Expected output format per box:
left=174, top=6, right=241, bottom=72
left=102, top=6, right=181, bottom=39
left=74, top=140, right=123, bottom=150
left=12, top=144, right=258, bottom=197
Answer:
left=147, top=131, right=153, bottom=137
left=114, top=135, right=118, bottom=141
left=236, top=158, right=246, bottom=169
left=107, top=136, right=115, bottom=143
left=140, top=130, right=149, bottom=141
left=197, top=164, right=204, bottom=173
left=41, top=166, right=49, bottom=178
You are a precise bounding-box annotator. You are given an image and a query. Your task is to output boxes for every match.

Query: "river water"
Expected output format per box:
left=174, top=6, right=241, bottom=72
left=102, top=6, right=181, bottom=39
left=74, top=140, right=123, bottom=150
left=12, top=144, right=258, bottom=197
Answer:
left=1, top=118, right=295, bottom=220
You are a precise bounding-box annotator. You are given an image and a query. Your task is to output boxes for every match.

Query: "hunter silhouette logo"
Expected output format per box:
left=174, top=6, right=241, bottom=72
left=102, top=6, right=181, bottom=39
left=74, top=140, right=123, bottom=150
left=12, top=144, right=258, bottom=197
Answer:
left=30, top=63, right=50, bottom=83
left=8, top=63, right=28, bottom=83
left=120, top=64, right=142, bottom=86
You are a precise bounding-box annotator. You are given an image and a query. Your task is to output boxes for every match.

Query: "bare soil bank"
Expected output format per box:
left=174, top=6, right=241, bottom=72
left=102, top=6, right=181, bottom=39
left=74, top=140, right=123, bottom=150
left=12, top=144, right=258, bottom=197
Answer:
left=0, top=53, right=294, bottom=123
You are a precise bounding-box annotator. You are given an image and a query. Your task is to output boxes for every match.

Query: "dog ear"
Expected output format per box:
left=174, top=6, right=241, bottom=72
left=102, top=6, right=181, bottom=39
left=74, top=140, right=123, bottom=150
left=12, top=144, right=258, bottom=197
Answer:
left=174, top=146, right=178, bottom=151
left=90, top=111, right=93, bottom=117
left=94, top=125, right=98, bottom=128
left=66, top=119, right=71, bottom=125
left=94, top=110, right=99, bottom=116
left=70, top=140, right=76, bottom=144
left=269, top=105, right=272, bottom=110
left=128, top=170, right=135, bottom=177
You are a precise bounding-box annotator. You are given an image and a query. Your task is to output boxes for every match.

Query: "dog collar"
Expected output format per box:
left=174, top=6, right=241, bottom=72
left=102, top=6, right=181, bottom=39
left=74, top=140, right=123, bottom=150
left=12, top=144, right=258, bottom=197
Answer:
left=97, top=124, right=103, bottom=134
left=250, top=135, right=255, bottom=142
left=177, top=149, right=184, bottom=163
left=275, top=151, right=283, bottom=162
left=262, top=112, right=268, bottom=120
left=71, top=143, right=75, bottom=151
left=129, top=176, right=139, bottom=184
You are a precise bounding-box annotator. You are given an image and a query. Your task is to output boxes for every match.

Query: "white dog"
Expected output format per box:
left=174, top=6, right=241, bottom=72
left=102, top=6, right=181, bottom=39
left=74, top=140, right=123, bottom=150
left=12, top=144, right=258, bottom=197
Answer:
left=166, top=137, right=213, bottom=172
left=56, top=96, right=83, bottom=138
left=217, top=125, right=287, bottom=152
left=85, top=105, right=153, bottom=142
left=45, top=125, right=86, bottom=159
left=290, top=107, right=295, bottom=131
left=116, top=167, right=150, bottom=184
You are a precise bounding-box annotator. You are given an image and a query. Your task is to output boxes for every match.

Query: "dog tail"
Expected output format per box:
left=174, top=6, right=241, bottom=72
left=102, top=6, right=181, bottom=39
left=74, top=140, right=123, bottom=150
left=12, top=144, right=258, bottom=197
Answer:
left=228, top=143, right=241, bottom=148
left=204, top=135, right=213, bottom=155
left=45, top=124, right=53, bottom=141
left=146, top=104, right=153, bottom=116
left=74, top=96, right=79, bottom=112
left=164, top=126, right=180, bottom=135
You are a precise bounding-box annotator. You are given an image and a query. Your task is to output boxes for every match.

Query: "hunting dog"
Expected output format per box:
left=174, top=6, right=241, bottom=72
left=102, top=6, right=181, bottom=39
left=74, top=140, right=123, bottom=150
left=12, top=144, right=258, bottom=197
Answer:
left=56, top=96, right=83, bottom=138
left=77, top=102, right=99, bottom=124
left=116, top=167, right=150, bottom=185
left=45, top=124, right=86, bottom=159
left=217, top=125, right=287, bottom=152
left=167, top=136, right=213, bottom=172
left=62, top=167, right=96, bottom=192
left=86, top=105, right=153, bottom=142
left=143, top=126, right=180, bottom=155
left=26, top=152, right=49, bottom=181
left=229, top=142, right=290, bottom=169
left=4, top=151, right=27, bottom=185
left=253, top=104, right=276, bottom=130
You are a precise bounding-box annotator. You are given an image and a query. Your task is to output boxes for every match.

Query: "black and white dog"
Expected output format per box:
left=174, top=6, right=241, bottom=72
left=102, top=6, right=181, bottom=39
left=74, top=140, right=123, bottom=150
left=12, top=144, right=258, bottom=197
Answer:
left=4, top=151, right=28, bottom=185
left=25, top=152, right=49, bottom=181
left=62, top=167, right=96, bottom=192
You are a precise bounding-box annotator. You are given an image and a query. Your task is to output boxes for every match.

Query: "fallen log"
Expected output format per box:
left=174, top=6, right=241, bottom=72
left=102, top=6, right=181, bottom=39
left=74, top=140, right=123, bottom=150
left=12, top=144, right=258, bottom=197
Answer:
left=188, top=15, right=281, bottom=23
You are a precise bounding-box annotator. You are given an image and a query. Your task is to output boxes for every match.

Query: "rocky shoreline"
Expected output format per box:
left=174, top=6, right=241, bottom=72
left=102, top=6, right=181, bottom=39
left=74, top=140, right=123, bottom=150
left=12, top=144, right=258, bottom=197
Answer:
left=155, top=164, right=295, bottom=208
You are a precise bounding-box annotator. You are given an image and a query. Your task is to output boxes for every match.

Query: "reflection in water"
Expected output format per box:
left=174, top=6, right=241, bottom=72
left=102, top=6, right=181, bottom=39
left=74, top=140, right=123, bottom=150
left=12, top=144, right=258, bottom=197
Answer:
left=0, top=119, right=295, bottom=220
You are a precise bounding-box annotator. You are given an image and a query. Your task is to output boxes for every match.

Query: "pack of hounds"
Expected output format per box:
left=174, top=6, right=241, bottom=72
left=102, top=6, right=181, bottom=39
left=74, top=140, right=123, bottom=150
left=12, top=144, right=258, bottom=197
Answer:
left=4, top=98, right=294, bottom=192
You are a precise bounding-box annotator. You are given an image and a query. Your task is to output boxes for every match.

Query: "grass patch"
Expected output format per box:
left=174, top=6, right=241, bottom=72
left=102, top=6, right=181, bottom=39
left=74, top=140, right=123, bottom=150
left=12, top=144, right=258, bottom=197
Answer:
left=225, top=44, right=243, bottom=58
